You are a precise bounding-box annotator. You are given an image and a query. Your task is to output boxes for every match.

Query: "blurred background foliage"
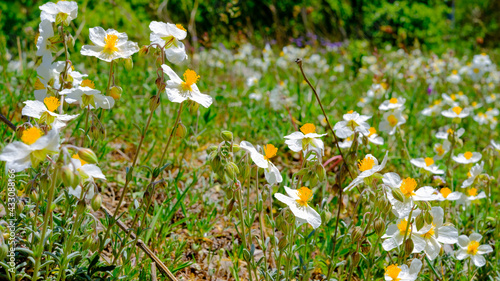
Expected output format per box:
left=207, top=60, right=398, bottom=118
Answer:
left=0, top=0, right=499, bottom=55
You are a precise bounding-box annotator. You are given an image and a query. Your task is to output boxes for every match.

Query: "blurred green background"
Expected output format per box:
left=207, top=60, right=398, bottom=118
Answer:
left=0, top=0, right=499, bottom=54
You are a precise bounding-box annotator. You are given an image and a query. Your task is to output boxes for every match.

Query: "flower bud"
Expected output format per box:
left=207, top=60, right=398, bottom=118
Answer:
left=351, top=226, right=363, bottom=242
left=278, top=237, right=288, bottom=250
left=316, top=164, right=326, bottom=182
left=322, top=211, right=332, bottom=224
left=351, top=252, right=360, bottom=266
left=30, top=191, right=39, bottom=202
left=108, top=86, right=123, bottom=100
left=149, top=95, right=161, bottom=112
left=66, top=34, right=75, bottom=47
left=175, top=123, right=188, bottom=139
left=76, top=200, right=86, bottom=214
left=139, top=45, right=149, bottom=56
left=415, top=213, right=425, bottom=231
left=189, top=100, right=199, bottom=114
left=221, top=131, right=233, bottom=142
left=374, top=218, right=385, bottom=236
left=404, top=238, right=414, bottom=255
left=78, top=148, right=98, bottom=164
left=232, top=144, right=240, bottom=152
left=0, top=243, right=8, bottom=261
left=61, top=166, right=76, bottom=187
left=225, top=198, right=235, bottom=214
left=124, top=58, right=133, bottom=71
left=392, top=188, right=405, bottom=202
left=225, top=162, right=239, bottom=178
left=361, top=241, right=371, bottom=254
left=91, top=193, right=102, bottom=212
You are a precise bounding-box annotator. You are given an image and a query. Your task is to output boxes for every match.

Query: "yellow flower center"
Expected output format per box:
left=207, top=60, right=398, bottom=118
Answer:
left=472, top=101, right=477, bottom=107
left=381, top=82, right=389, bottom=90
left=296, top=187, right=313, bottom=207
left=347, top=110, right=354, bottom=114
left=387, top=115, right=398, bottom=127
left=103, top=34, right=119, bottom=54
left=389, top=97, right=398, bottom=104
left=452, top=106, right=463, bottom=115
left=447, top=128, right=454, bottom=135
left=176, top=24, right=186, bottom=32
left=467, top=188, right=478, bottom=197
left=72, top=154, right=88, bottom=166
left=263, top=144, right=277, bottom=160
left=467, top=171, right=472, bottom=178
left=464, top=151, right=473, bottom=160
left=452, top=70, right=458, bottom=75
left=424, top=157, right=434, bottom=166
left=34, top=78, right=46, bottom=90
left=436, top=145, right=445, bottom=156
left=397, top=219, right=411, bottom=235
left=400, top=177, right=417, bottom=197
left=81, top=79, right=95, bottom=89
left=360, top=97, right=365, bottom=102
left=43, top=96, right=60, bottom=112
left=491, top=94, right=496, bottom=100
left=180, top=69, right=200, bottom=91
left=467, top=240, right=480, bottom=255
left=434, top=100, right=441, bottom=105
left=422, top=224, right=436, bottom=239
left=439, top=188, right=451, bottom=198
left=368, top=127, right=376, bottom=137
left=21, top=127, right=43, bottom=145
left=450, top=94, right=456, bottom=101
left=300, top=123, right=316, bottom=135
left=358, top=156, right=375, bottom=172
left=473, top=68, right=480, bottom=74
left=385, top=264, right=401, bottom=281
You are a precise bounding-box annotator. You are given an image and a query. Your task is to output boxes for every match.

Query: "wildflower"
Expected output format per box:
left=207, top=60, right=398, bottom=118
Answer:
left=149, top=21, right=188, bottom=64
left=441, top=106, right=470, bottom=119
left=491, top=139, right=500, bottom=151
left=461, top=162, right=484, bottom=188
left=61, top=86, right=115, bottom=109
left=383, top=173, right=438, bottom=218
left=379, top=96, right=406, bottom=111
left=384, top=259, right=422, bottom=281
left=161, top=65, right=213, bottom=108
left=34, top=58, right=66, bottom=101
left=333, top=111, right=371, bottom=138
left=239, top=141, right=283, bottom=185
left=0, top=128, right=59, bottom=172
left=344, top=151, right=388, bottom=192
left=433, top=142, right=450, bottom=160
left=284, top=123, right=326, bottom=156
left=274, top=186, right=321, bottom=229
left=434, top=187, right=462, bottom=201
left=436, top=127, right=464, bottom=140
left=485, top=93, right=498, bottom=104
left=40, top=1, right=78, bottom=26
left=363, top=127, right=384, bottom=145
left=81, top=27, right=139, bottom=62
left=379, top=109, right=406, bottom=135
left=458, top=188, right=487, bottom=207
left=456, top=233, right=493, bottom=267
left=22, top=97, right=79, bottom=129
left=69, top=154, right=106, bottom=182
left=382, top=216, right=425, bottom=252
left=338, top=135, right=354, bottom=148
left=413, top=207, right=458, bottom=260
left=421, top=100, right=443, bottom=117
left=36, top=20, right=57, bottom=57
left=410, top=157, right=444, bottom=174
left=452, top=151, right=482, bottom=164
left=446, top=70, right=461, bottom=84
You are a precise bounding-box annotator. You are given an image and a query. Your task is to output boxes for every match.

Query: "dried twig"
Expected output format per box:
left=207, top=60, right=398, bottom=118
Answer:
left=0, top=113, right=16, bottom=131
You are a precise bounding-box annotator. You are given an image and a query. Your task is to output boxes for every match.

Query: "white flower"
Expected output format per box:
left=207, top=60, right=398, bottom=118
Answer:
left=491, top=139, right=500, bottom=151
left=284, top=123, right=326, bottom=157
left=333, top=111, right=371, bottom=138
left=383, top=173, right=439, bottom=218
left=69, top=154, right=106, bottom=182
left=379, top=109, right=406, bottom=135
left=34, top=57, right=66, bottom=101
left=452, top=151, right=481, bottom=164
left=0, top=128, right=59, bottom=172
left=274, top=186, right=321, bottom=229
left=458, top=188, right=487, bottom=207
left=384, top=259, right=422, bottom=281
left=433, top=141, right=450, bottom=160
left=149, top=21, right=188, bottom=64
left=456, top=233, right=493, bottom=267
left=442, top=106, right=469, bottom=119
left=436, top=127, right=464, bottom=140
left=22, top=97, right=78, bottom=129
left=40, top=1, right=78, bottom=26
left=461, top=162, right=484, bottom=188
left=239, top=141, right=282, bottom=185
left=485, top=93, right=498, bottom=104
left=363, top=127, right=384, bottom=145
left=61, top=86, right=115, bottom=109
left=344, top=152, right=388, bottom=192
left=379, top=97, right=405, bottom=111
left=413, top=207, right=458, bottom=260
left=36, top=20, right=56, bottom=57
left=382, top=215, right=426, bottom=253
left=446, top=70, right=461, bottom=84
left=410, top=157, right=444, bottom=174
left=161, top=65, right=213, bottom=108
left=81, top=27, right=139, bottom=62
left=434, top=187, right=462, bottom=201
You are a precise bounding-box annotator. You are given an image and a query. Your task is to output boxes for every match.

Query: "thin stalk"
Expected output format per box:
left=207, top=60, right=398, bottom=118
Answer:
left=399, top=206, right=415, bottom=263
left=32, top=168, right=58, bottom=281
left=158, top=103, right=184, bottom=167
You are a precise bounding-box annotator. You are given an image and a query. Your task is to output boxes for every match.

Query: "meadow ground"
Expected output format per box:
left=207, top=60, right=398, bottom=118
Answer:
left=0, top=2, right=499, bottom=281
